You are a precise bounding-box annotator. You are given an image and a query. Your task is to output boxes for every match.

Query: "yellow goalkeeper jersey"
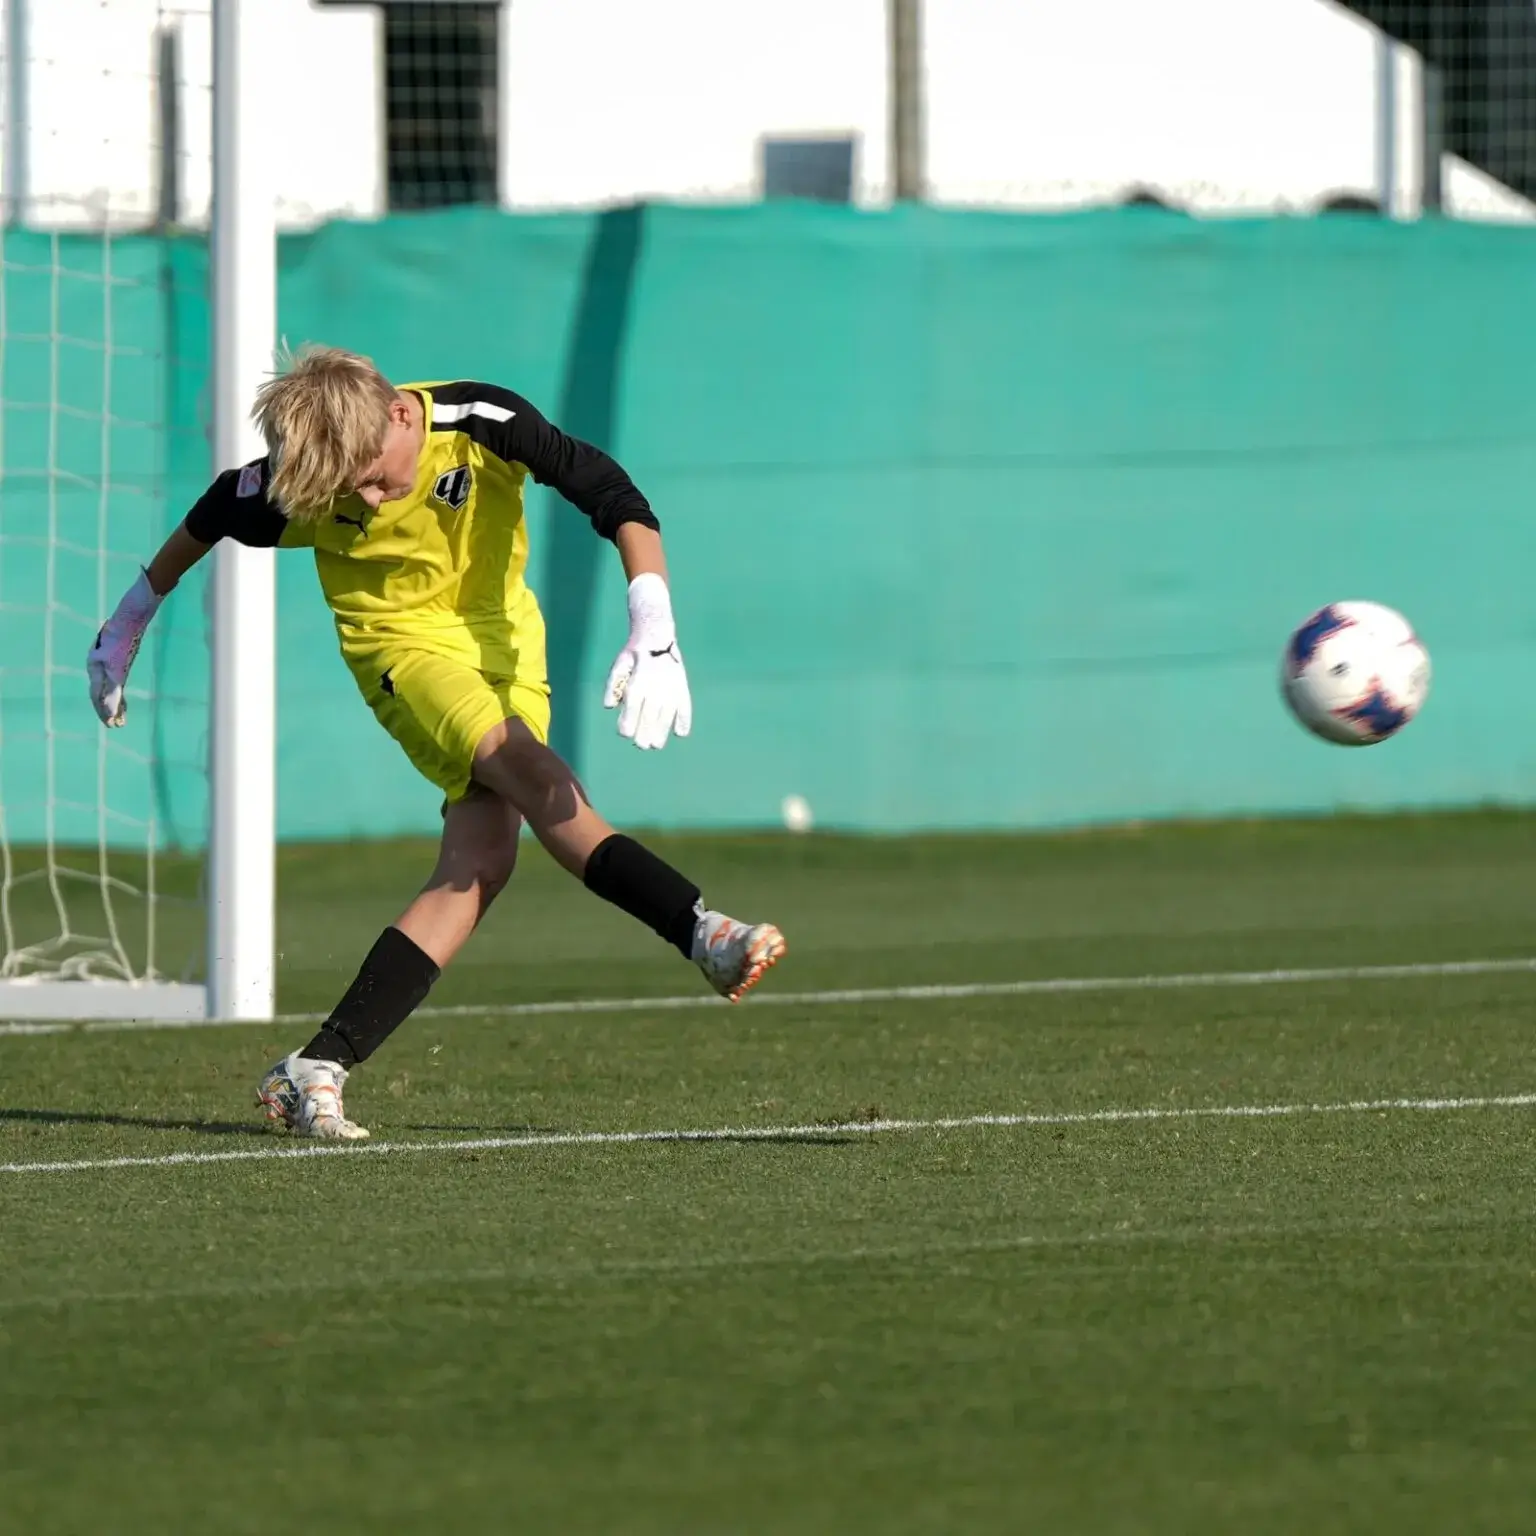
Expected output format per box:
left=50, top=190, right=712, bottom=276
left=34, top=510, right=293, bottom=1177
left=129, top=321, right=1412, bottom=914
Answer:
left=183, top=379, right=656, bottom=659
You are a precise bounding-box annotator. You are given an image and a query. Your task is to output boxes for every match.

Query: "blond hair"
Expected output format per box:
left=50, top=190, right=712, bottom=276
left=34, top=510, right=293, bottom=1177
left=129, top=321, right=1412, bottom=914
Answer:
left=252, top=344, right=397, bottom=519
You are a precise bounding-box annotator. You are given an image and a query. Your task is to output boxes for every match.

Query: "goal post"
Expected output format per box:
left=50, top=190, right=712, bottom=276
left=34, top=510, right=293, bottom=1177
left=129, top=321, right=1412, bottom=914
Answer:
left=207, top=0, right=275, bottom=1023
left=0, top=0, right=275, bottom=1023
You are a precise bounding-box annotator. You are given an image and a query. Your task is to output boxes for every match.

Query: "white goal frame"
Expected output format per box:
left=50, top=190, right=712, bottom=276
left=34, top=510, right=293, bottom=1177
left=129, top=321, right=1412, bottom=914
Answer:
left=205, top=0, right=275, bottom=1023
left=0, top=0, right=275, bottom=1024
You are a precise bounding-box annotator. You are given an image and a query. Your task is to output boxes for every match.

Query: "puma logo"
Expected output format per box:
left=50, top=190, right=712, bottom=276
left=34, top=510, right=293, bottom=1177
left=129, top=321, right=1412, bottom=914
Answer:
left=334, top=511, right=366, bottom=530
left=649, top=643, right=679, bottom=660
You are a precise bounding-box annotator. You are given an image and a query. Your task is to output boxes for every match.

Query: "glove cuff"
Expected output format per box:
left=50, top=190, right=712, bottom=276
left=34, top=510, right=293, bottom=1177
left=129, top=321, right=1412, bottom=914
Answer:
left=111, top=568, right=163, bottom=632
left=626, top=572, right=676, bottom=646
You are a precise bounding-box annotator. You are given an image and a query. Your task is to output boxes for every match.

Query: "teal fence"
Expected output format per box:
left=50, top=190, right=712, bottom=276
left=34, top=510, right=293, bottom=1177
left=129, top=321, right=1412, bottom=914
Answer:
left=3, top=205, right=1535, bottom=842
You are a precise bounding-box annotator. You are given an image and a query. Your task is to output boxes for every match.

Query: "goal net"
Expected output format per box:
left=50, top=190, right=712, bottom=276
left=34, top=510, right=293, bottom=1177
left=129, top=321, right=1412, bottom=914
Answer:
left=0, top=0, right=213, bottom=1019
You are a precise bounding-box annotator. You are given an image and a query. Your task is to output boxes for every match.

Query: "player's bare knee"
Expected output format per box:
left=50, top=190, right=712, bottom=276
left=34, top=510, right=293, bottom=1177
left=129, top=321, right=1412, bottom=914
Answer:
left=435, top=787, right=522, bottom=901
left=427, top=836, right=516, bottom=905
left=474, top=723, right=586, bottom=822
left=476, top=836, right=519, bottom=902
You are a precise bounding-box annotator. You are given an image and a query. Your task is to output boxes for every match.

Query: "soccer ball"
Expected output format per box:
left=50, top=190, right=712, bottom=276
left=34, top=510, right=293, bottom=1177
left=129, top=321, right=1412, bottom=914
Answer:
left=1280, top=601, right=1430, bottom=746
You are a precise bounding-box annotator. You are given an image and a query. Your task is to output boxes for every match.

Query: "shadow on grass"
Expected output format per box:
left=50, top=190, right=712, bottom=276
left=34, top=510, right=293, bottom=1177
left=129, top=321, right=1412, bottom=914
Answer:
left=404, top=1124, right=861, bottom=1148
left=1, top=1109, right=864, bottom=1149
left=1, top=1108, right=264, bottom=1139
left=404, top=1123, right=561, bottom=1135
left=706, top=1134, right=859, bottom=1147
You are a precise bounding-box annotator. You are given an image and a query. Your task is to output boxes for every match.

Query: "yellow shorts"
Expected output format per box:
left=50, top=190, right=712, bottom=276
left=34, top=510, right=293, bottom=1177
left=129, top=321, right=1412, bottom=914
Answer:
left=344, top=621, right=551, bottom=803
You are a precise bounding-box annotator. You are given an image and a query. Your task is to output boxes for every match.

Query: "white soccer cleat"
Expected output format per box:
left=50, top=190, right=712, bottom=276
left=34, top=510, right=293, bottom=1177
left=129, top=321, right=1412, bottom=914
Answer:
left=257, top=1052, right=370, bottom=1141
left=691, top=910, right=787, bottom=1003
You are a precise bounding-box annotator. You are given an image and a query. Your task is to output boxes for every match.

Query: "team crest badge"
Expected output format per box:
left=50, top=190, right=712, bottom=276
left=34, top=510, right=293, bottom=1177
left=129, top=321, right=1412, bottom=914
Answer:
left=236, top=462, right=263, bottom=498
left=432, top=465, right=472, bottom=510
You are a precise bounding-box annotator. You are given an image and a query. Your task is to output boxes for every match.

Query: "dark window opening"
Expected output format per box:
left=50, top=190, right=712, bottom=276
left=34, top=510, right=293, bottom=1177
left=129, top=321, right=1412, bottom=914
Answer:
left=383, top=3, right=501, bottom=211
left=761, top=137, right=856, bottom=203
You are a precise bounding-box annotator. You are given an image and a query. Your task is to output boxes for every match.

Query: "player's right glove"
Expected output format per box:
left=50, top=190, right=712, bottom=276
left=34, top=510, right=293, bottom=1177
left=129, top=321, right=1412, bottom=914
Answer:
left=87, top=569, right=163, bottom=728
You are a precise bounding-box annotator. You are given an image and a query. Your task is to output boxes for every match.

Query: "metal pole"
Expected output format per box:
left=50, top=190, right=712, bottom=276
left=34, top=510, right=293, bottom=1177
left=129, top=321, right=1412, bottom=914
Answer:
left=4, top=0, right=28, bottom=225
left=209, top=0, right=275, bottom=1021
left=889, top=0, right=924, bottom=201
left=154, top=23, right=181, bottom=232
left=1421, top=61, right=1444, bottom=213
left=1376, top=32, right=1397, bottom=217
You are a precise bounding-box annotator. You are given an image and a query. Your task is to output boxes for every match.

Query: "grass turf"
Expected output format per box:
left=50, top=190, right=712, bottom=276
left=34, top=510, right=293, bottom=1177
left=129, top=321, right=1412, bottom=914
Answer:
left=1, top=812, right=1534, bottom=1533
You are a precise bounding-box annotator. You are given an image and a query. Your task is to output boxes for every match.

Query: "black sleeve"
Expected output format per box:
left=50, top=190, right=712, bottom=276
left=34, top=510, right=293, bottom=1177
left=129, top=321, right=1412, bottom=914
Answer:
left=430, top=381, right=660, bottom=542
left=183, top=457, right=288, bottom=548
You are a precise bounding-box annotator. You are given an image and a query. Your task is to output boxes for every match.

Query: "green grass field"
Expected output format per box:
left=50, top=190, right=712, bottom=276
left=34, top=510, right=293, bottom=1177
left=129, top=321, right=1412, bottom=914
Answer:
left=2, top=813, right=1534, bottom=1534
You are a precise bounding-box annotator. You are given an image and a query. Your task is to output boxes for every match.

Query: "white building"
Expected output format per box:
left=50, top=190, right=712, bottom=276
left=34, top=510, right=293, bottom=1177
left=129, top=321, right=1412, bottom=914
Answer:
left=3, top=0, right=1530, bottom=225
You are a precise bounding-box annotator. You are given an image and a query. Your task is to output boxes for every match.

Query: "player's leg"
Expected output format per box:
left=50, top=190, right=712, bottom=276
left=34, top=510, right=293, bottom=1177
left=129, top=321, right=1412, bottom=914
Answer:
left=257, top=790, right=522, bottom=1140
left=470, top=715, right=786, bottom=1000
left=393, top=787, right=525, bottom=965
left=259, top=643, right=784, bottom=1139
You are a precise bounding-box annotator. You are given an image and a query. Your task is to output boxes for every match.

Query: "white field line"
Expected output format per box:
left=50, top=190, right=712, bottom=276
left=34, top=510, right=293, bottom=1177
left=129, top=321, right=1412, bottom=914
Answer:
left=3, top=1092, right=1533, bottom=1177
left=2, top=955, right=1535, bottom=1040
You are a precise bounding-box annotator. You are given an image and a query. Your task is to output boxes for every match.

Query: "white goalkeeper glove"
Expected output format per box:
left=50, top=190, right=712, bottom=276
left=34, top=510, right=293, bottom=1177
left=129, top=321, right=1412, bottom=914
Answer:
left=87, top=569, right=162, bottom=728
left=603, top=572, right=692, bottom=751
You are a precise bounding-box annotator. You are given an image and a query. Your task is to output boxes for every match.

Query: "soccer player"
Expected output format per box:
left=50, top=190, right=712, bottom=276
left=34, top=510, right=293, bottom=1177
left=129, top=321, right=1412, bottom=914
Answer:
left=86, top=346, right=786, bottom=1141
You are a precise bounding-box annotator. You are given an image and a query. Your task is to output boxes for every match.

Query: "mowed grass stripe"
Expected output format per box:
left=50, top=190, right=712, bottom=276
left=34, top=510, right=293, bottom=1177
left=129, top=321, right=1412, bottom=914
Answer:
left=5, top=1092, right=1534, bottom=1177
left=1, top=1210, right=1515, bottom=1316
left=2, top=955, right=1535, bottom=1038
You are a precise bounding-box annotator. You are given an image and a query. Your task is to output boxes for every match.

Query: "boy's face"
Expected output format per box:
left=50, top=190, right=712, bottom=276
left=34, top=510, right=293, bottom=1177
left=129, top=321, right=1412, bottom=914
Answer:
left=352, top=396, right=422, bottom=508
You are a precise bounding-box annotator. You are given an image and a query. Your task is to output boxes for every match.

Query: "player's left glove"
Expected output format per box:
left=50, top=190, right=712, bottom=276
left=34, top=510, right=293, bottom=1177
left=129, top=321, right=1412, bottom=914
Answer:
left=603, top=572, right=692, bottom=751
left=87, top=569, right=162, bottom=728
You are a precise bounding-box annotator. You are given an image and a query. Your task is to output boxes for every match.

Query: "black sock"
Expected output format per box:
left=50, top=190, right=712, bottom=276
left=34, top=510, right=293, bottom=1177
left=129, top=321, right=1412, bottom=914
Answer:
left=299, top=926, right=441, bottom=1068
left=583, top=834, right=701, bottom=958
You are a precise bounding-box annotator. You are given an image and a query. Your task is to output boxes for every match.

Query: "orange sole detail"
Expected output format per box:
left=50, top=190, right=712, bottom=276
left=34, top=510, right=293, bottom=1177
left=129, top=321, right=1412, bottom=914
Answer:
left=726, top=928, right=788, bottom=1003
left=257, top=1090, right=291, bottom=1125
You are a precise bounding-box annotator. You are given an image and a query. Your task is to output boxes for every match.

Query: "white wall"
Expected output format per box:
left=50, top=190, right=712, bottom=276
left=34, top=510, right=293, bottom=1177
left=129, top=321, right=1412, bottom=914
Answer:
left=919, top=0, right=1530, bottom=218
left=929, top=0, right=1384, bottom=211
left=502, top=0, right=889, bottom=206
left=2, top=0, right=379, bottom=228
left=1, top=0, right=1529, bottom=227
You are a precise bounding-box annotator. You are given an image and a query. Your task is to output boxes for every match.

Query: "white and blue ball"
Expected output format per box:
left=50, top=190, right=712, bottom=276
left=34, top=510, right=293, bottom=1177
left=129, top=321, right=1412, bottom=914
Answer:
left=1281, top=601, right=1430, bottom=746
